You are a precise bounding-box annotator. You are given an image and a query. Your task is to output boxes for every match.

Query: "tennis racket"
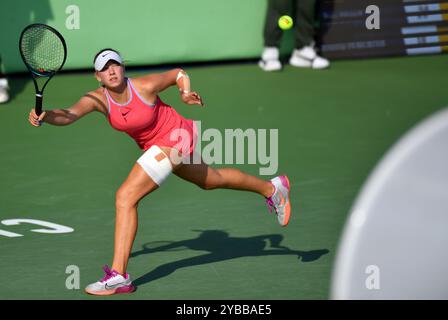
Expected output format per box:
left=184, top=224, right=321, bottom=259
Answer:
left=19, top=23, right=67, bottom=116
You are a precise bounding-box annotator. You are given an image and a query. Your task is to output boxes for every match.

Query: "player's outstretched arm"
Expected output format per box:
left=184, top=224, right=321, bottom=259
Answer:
left=139, top=68, right=204, bottom=107
left=28, top=94, right=99, bottom=127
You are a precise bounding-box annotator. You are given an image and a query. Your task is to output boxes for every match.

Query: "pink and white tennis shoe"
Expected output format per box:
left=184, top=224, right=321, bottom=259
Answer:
left=265, top=175, right=292, bottom=227
left=85, top=265, right=135, bottom=296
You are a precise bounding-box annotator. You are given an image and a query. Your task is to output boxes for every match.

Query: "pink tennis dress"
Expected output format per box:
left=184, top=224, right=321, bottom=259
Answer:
left=104, top=78, right=197, bottom=156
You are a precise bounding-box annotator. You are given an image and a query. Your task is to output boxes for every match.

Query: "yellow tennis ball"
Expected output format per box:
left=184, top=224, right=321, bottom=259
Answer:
left=278, top=15, right=293, bottom=30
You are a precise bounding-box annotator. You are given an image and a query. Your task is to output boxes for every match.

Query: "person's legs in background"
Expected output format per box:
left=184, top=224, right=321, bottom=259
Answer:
left=259, top=0, right=290, bottom=71
left=289, top=0, right=330, bottom=69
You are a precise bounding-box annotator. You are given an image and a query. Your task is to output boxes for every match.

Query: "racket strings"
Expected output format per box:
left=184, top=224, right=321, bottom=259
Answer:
left=20, top=27, right=65, bottom=73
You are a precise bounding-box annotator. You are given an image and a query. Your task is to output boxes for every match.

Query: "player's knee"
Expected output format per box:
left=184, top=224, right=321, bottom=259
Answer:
left=115, top=187, right=139, bottom=209
left=199, top=182, right=216, bottom=190
left=200, top=170, right=223, bottom=190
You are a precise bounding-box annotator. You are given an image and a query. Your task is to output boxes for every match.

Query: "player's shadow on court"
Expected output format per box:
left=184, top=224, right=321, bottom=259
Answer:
left=131, top=230, right=329, bottom=287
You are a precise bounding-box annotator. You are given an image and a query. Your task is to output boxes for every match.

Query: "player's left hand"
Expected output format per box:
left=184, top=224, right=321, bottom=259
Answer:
left=181, top=91, right=204, bottom=107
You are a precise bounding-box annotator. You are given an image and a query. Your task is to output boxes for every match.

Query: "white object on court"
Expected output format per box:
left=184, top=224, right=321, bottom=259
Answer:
left=0, top=78, right=9, bottom=104
left=289, top=45, right=330, bottom=69
left=259, top=47, right=282, bottom=72
left=331, top=107, right=448, bottom=299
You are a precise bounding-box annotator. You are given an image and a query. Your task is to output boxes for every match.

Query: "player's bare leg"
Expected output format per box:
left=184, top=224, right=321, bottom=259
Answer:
left=173, top=153, right=291, bottom=226
left=111, top=163, right=159, bottom=274
left=111, top=146, right=185, bottom=274
left=173, top=154, right=273, bottom=196
left=86, top=147, right=181, bottom=295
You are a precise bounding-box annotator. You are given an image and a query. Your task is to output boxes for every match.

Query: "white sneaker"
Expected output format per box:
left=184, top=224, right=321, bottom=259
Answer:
left=258, top=47, right=282, bottom=71
left=85, top=265, right=135, bottom=296
left=289, top=46, right=330, bottom=70
left=0, top=78, right=9, bottom=104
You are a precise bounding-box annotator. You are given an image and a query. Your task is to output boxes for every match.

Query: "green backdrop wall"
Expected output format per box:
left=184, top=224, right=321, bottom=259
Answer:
left=1, top=0, right=296, bottom=74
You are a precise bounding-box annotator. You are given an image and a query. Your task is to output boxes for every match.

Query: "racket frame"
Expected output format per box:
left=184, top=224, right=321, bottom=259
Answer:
left=19, top=23, right=67, bottom=116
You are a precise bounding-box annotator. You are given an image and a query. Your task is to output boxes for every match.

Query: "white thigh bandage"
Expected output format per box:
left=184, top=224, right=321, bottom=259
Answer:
left=137, top=146, right=173, bottom=186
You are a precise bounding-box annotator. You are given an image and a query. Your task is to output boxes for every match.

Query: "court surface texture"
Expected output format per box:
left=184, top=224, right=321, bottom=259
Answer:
left=1, top=54, right=447, bottom=299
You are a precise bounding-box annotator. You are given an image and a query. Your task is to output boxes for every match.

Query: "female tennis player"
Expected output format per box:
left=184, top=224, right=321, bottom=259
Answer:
left=28, top=48, right=292, bottom=296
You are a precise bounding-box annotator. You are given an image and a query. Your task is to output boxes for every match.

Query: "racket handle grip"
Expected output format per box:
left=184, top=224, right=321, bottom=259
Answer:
left=35, top=94, right=43, bottom=116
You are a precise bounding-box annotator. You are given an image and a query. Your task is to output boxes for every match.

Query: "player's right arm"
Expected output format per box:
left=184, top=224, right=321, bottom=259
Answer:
left=28, top=92, right=104, bottom=127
